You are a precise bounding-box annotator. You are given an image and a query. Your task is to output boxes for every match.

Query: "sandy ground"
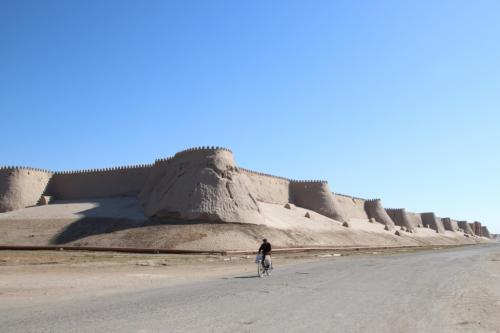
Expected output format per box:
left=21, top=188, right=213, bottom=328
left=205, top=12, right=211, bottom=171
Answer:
left=0, top=247, right=455, bottom=310
left=1, top=244, right=499, bottom=333
left=0, top=198, right=490, bottom=250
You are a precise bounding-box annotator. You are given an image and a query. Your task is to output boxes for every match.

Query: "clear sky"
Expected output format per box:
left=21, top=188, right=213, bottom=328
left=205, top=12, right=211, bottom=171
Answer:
left=1, top=1, right=499, bottom=232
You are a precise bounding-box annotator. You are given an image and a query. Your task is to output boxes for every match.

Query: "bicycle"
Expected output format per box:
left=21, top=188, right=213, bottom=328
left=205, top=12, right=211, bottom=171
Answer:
left=256, top=254, right=272, bottom=277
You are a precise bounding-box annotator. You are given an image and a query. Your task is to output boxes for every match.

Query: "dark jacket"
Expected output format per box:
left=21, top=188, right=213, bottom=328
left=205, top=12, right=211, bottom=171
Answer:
left=259, top=242, right=271, bottom=253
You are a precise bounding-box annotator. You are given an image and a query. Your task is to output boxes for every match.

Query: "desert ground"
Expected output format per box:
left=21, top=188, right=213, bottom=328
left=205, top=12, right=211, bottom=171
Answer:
left=0, top=197, right=488, bottom=251
left=1, top=244, right=499, bottom=332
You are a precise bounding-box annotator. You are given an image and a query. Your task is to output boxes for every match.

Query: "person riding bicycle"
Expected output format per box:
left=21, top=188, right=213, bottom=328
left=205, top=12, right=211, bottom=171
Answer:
left=258, top=238, right=272, bottom=269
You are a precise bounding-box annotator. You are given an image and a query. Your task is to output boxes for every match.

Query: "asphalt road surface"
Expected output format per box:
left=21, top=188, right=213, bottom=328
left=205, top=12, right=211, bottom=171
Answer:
left=2, top=244, right=499, bottom=333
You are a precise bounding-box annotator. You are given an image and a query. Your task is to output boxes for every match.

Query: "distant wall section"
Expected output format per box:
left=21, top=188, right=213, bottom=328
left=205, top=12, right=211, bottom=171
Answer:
left=473, top=222, right=483, bottom=237
left=290, top=181, right=346, bottom=221
left=481, top=226, right=491, bottom=238
left=457, top=221, right=474, bottom=235
left=441, top=218, right=459, bottom=232
left=364, top=199, right=395, bottom=229
left=386, top=208, right=414, bottom=231
left=46, top=164, right=153, bottom=200
left=421, top=213, right=445, bottom=233
left=406, top=212, right=424, bottom=229
left=332, top=194, right=369, bottom=221
left=239, top=168, right=291, bottom=205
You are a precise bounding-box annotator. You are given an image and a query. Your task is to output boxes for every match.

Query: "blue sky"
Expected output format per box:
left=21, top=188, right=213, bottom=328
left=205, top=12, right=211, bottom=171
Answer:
left=1, top=1, right=499, bottom=232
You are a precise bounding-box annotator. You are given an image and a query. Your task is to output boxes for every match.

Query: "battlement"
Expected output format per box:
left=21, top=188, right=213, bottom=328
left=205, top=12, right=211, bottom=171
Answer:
left=0, top=166, right=53, bottom=174
left=154, top=156, right=175, bottom=164
left=53, top=163, right=153, bottom=175
left=386, top=208, right=405, bottom=212
left=333, top=192, right=367, bottom=201
left=290, top=179, right=329, bottom=184
left=239, top=167, right=291, bottom=182
left=174, top=146, right=233, bottom=158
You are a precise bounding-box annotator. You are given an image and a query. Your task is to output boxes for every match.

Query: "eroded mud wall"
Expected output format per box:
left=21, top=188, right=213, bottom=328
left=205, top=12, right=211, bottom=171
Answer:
left=0, top=167, right=53, bottom=212
left=481, top=226, right=491, bottom=238
left=332, top=194, right=369, bottom=220
left=406, top=212, right=424, bottom=229
left=239, top=168, right=291, bottom=205
left=457, top=221, right=474, bottom=234
left=442, top=218, right=459, bottom=231
left=290, top=181, right=346, bottom=222
left=139, top=147, right=263, bottom=223
left=473, top=222, right=483, bottom=236
left=364, top=199, right=395, bottom=229
left=421, top=213, right=445, bottom=233
left=385, top=208, right=414, bottom=231
left=46, top=165, right=153, bottom=200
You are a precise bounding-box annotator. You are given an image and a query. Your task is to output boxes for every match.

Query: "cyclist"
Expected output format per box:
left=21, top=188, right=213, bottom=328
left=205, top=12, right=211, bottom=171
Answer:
left=258, top=238, right=272, bottom=269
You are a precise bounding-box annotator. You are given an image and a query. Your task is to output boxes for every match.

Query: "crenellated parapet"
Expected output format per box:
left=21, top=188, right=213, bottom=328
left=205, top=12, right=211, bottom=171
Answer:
left=154, top=156, right=175, bottom=164
left=174, top=146, right=233, bottom=158
left=239, top=167, right=291, bottom=182
left=53, top=163, right=154, bottom=175
left=0, top=165, right=53, bottom=174
left=290, top=179, right=329, bottom=184
left=333, top=192, right=367, bottom=201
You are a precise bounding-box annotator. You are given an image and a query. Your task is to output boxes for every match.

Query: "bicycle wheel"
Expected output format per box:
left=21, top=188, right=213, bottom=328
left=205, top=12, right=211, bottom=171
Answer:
left=257, top=262, right=264, bottom=277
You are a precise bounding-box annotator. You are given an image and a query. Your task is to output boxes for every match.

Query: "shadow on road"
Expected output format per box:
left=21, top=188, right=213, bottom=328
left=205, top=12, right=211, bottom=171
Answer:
left=233, top=275, right=260, bottom=279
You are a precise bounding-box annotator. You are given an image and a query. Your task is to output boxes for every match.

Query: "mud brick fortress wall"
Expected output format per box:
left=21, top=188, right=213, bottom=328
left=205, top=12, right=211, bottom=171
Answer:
left=46, top=164, right=153, bottom=200
left=0, top=147, right=491, bottom=237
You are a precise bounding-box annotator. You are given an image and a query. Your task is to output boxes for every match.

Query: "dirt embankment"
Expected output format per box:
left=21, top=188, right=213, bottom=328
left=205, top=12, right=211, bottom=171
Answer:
left=0, top=197, right=490, bottom=251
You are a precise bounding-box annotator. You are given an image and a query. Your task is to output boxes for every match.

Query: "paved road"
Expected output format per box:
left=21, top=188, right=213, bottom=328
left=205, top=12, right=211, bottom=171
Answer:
left=2, top=244, right=499, bottom=333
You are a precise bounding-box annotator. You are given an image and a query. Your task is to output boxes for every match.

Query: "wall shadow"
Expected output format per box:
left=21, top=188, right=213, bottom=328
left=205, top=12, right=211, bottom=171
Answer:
left=50, top=198, right=223, bottom=245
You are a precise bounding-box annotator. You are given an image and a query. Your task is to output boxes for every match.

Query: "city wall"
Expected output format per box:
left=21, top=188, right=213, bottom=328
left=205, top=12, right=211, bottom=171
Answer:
left=457, top=221, right=474, bottom=235
left=406, top=212, right=424, bottom=229
left=364, top=199, right=395, bottom=229
left=46, top=164, right=153, bottom=200
left=385, top=208, right=414, bottom=231
left=0, top=167, right=53, bottom=213
left=239, top=168, right=291, bottom=205
left=332, top=193, right=369, bottom=221
left=421, top=213, right=446, bottom=233
left=290, top=180, right=346, bottom=222
left=473, top=222, right=483, bottom=237
left=481, top=226, right=491, bottom=238
left=0, top=146, right=490, bottom=234
left=441, top=218, right=459, bottom=232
